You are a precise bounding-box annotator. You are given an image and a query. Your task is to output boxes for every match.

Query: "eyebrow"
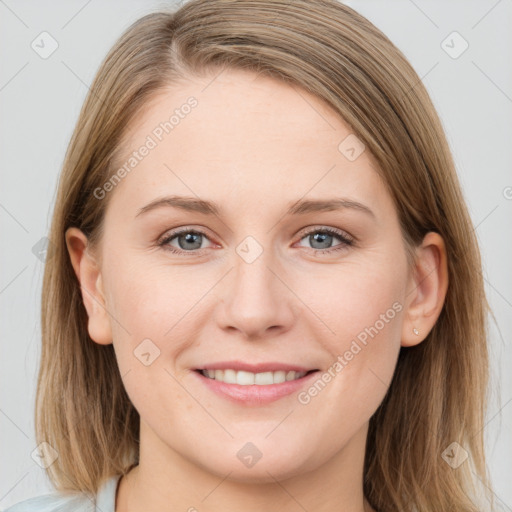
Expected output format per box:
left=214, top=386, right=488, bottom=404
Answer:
left=135, top=195, right=375, bottom=219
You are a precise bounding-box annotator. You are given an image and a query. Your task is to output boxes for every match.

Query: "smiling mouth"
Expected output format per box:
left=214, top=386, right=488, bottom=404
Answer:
left=195, top=368, right=319, bottom=386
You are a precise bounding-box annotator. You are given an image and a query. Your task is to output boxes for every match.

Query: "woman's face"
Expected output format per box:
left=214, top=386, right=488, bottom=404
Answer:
left=71, top=69, right=422, bottom=483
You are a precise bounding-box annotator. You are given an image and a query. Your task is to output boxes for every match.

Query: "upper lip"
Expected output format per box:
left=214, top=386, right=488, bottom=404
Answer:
left=195, top=360, right=319, bottom=373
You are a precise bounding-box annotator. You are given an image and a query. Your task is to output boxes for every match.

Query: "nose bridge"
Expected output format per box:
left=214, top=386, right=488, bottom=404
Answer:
left=234, top=242, right=275, bottom=297
left=233, top=235, right=282, bottom=307
left=217, top=234, right=294, bottom=337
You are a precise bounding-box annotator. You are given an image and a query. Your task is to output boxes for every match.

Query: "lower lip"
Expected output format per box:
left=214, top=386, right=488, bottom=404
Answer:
left=192, top=370, right=320, bottom=406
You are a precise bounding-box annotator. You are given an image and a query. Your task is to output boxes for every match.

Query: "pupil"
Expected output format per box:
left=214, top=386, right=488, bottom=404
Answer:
left=180, top=233, right=201, bottom=250
left=312, top=232, right=331, bottom=249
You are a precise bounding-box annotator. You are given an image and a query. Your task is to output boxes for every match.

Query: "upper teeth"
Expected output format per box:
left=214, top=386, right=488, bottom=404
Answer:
left=202, top=369, right=308, bottom=385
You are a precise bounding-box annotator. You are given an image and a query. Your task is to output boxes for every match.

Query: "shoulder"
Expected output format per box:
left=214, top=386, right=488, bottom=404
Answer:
left=2, top=474, right=121, bottom=512
left=2, top=490, right=94, bottom=512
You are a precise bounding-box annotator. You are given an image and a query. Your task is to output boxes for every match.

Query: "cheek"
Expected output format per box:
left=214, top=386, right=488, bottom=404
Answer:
left=337, top=243, right=407, bottom=343
left=105, top=248, right=188, bottom=328
left=304, top=254, right=406, bottom=409
left=104, top=254, right=215, bottom=373
left=300, top=257, right=405, bottom=347
left=105, top=268, right=199, bottom=419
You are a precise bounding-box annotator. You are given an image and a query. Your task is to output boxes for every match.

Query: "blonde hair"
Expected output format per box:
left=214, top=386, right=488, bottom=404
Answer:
left=38, top=1, right=494, bottom=510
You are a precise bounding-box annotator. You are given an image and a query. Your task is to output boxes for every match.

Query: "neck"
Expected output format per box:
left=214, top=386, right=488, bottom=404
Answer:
left=115, top=420, right=374, bottom=512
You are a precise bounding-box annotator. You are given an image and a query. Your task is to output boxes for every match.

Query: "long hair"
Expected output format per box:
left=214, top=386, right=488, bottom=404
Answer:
left=37, top=1, right=493, bottom=510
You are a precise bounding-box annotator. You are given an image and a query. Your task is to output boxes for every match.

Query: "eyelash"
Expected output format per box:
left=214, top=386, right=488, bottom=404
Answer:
left=157, top=226, right=355, bottom=256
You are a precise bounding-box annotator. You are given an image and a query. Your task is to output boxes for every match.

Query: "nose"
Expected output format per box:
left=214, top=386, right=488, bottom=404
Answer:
left=215, top=247, right=296, bottom=340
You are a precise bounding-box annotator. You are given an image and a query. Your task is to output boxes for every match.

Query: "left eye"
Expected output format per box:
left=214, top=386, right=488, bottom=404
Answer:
left=158, top=227, right=354, bottom=255
left=296, top=227, right=354, bottom=252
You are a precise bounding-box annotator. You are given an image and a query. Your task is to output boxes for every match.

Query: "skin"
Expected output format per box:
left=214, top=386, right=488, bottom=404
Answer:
left=66, top=68, right=448, bottom=512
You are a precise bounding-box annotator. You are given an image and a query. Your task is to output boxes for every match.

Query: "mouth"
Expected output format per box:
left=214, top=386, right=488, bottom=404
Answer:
left=194, top=368, right=319, bottom=385
left=192, top=367, right=321, bottom=406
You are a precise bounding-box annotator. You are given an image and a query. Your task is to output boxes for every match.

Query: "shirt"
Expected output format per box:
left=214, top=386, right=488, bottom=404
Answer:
left=2, top=474, right=121, bottom=512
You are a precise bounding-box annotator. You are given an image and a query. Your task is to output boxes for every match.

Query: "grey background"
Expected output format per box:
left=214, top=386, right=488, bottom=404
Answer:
left=1, top=0, right=511, bottom=509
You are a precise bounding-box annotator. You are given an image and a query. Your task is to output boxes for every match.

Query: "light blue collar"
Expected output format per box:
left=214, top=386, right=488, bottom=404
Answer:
left=95, top=474, right=122, bottom=512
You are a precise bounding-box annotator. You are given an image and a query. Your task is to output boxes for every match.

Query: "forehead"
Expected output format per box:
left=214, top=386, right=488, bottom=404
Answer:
left=106, top=68, right=390, bottom=220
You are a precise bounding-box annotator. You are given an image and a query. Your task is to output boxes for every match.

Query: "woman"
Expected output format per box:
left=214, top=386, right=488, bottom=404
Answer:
left=5, top=0, right=495, bottom=510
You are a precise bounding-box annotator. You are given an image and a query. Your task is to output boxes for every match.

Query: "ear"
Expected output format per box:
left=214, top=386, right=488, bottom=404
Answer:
left=401, top=231, right=449, bottom=347
left=65, top=227, right=113, bottom=345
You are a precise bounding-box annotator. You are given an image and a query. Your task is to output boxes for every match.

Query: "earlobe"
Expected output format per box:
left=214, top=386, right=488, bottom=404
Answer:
left=65, top=227, right=113, bottom=345
left=401, top=232, right=449, bottom=347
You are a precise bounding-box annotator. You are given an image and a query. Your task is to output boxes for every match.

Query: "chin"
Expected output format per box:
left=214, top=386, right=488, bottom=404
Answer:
left=198, top=450, right=310, bottom=484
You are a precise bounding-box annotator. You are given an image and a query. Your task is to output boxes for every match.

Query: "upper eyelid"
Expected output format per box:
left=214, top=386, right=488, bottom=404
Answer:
left=299, top=225, right=353, bottom=239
